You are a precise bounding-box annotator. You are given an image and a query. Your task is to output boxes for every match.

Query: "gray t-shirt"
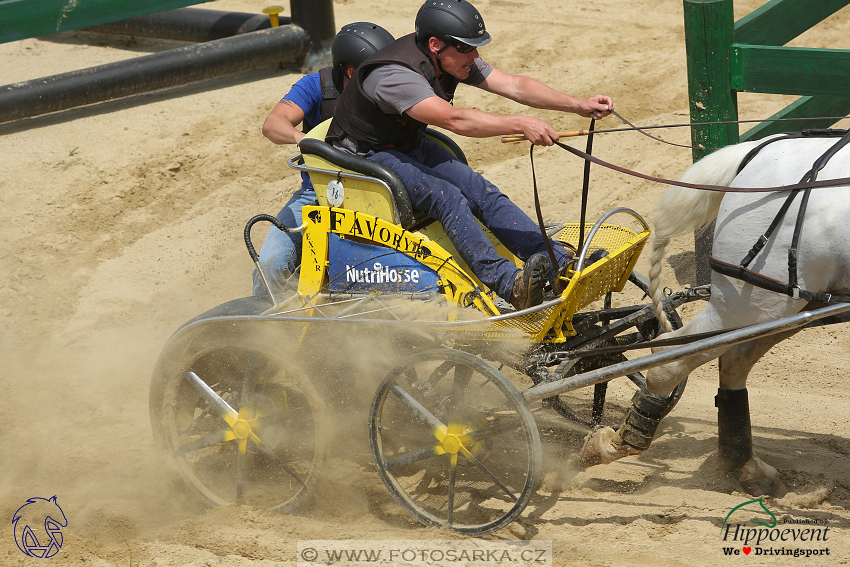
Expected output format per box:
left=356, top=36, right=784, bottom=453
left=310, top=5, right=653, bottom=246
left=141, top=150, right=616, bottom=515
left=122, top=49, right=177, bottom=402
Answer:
left=335, top=58, right=493, bottom=154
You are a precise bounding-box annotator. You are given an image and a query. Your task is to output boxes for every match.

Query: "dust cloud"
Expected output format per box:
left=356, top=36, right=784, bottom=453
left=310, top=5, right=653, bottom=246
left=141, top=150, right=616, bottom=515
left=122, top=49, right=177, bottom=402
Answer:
left=3, top=0, right=850, bottom=565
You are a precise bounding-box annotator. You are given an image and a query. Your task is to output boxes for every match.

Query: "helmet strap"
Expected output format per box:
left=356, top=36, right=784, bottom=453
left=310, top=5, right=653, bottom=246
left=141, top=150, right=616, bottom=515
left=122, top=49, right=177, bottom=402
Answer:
left=417, top=37, right=448, bottom=76
left=331, top=66, right=346, bottom=90
left=433, top=43, right=451, bottom=75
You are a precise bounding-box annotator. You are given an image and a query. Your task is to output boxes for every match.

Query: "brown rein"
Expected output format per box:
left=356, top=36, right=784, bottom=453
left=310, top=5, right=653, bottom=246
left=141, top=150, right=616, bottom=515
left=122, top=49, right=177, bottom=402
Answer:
left=608, top=109, right=701, bottom=149
left=551, top=139, right=850, bottom=193
left=501, top=111, right=850, bottom=148
left=505, top=111, right=850, bottom=192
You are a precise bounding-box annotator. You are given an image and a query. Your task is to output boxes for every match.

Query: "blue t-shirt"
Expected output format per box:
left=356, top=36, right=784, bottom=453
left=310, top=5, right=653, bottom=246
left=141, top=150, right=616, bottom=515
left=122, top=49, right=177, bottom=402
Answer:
left=282, top=72, right=323, bottom=192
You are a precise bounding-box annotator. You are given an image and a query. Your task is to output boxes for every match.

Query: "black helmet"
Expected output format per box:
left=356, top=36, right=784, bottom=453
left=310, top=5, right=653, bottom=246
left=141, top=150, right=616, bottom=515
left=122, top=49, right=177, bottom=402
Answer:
left=331, top=22, right=395, bottom=69
left=415, top=0, right=491, bottom=49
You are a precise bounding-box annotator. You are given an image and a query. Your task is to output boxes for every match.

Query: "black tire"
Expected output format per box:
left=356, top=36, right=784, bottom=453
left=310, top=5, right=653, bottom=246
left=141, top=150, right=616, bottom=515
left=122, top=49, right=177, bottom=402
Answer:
left=369, top=349, right=541, bottom=536
left=155, top=336, right=327, bottom=514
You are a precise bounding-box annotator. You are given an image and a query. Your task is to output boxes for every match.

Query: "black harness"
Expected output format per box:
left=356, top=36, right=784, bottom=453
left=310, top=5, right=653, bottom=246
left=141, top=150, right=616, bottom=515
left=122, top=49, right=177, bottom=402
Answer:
left=709, top=129, right=850, bottom=304
left=300, top=67, right=343, bottom=134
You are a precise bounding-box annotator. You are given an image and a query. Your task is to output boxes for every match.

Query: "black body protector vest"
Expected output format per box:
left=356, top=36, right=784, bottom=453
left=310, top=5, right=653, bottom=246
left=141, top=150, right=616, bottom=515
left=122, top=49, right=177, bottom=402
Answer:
left=326, top=34, right=458, bottom=154
left=303, top=66, right=343, bottom=134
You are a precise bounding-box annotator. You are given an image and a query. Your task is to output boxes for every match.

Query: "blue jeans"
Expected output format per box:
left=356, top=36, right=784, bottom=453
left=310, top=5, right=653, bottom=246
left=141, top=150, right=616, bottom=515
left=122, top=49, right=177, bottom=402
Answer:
left=252, top=186, right=317, bottom=298
left=368, top=137, right=572, bottom=301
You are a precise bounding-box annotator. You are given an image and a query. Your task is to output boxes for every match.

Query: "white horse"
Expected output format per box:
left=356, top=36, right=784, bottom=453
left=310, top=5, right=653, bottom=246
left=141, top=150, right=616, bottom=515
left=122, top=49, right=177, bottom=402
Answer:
left=581, top=134, right=850, bottom=496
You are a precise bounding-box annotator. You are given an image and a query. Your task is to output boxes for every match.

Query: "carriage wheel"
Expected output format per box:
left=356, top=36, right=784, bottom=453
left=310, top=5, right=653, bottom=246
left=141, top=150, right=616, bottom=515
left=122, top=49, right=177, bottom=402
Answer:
left=157, top=338, right=327, bottom=513
left=369, top=349, right=541, bottom=536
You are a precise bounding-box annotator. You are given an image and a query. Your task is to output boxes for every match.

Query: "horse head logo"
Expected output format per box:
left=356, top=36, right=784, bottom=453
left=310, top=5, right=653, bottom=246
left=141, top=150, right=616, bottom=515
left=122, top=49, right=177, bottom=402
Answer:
left=416, top=245, right=432, bottom=259
left=12, top=496, right=67, bottom=558
left=721, top=496, right=777, bottom=533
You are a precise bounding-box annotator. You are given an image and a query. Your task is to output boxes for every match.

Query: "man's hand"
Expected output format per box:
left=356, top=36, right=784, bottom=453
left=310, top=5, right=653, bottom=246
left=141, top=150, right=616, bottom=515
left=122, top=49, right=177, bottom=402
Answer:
left=576, top=95, right=614, bottom=120
left=517, top=116, right=559, bottom=146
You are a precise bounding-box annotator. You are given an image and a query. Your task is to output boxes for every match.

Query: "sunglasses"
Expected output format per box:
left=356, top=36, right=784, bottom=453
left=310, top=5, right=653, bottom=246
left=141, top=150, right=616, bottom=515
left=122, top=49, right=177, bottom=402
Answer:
left=451, top=41, right=476, bottom=54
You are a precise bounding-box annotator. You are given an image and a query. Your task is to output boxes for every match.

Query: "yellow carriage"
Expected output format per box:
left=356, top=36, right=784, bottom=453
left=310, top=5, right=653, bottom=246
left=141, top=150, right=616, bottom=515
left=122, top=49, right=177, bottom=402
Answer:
left=150, top=121, right=694, bottom=535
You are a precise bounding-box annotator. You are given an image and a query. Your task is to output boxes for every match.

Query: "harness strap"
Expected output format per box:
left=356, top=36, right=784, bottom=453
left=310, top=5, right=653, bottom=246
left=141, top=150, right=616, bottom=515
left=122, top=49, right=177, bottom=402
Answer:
left=708, top=255, right=849, bottom=304
left=740, top=189, right=802, bottom=268
left=738, top=133, right=798, bottom=175
left=736, top=133, right=803, bottom=268
left=790, top=130, right=850, bottom=289
left=736, top=129, right=850, bottom=291
left=529, top=145, right=559, bottom=272
left=578, top=119, right=596, bottom=254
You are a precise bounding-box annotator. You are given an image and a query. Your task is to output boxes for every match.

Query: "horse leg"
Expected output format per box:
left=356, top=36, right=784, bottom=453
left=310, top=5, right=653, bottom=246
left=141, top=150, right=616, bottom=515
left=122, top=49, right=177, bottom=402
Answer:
left=579, top=390, right=667, bottom=466
left=580, top=315, right=731, bottom=467
left=580, top=269, right=810, bottom=469
left=716, top=329, right=799, bottom=498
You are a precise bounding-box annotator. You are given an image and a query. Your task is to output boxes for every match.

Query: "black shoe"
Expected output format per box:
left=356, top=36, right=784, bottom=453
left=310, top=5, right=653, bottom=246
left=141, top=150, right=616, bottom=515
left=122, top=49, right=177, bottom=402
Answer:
left=586, top=248, right=609, bottom=266
left=510, top=253, right=551, bottom=310
left=553, top=249, right=609, bottom=295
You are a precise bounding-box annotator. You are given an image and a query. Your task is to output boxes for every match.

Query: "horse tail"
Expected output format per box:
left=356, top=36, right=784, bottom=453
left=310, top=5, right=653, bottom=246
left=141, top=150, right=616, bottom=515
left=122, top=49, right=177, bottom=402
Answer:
left=649, top=142, right=759, bottom=333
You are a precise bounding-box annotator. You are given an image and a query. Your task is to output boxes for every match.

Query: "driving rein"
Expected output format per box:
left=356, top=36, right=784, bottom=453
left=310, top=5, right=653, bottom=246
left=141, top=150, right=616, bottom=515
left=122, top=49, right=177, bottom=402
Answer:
left=530, top=127, right=850, bottom=303
left=551, top=130, right=850, bottom=194
left=543, top=127, right=850, bottom=305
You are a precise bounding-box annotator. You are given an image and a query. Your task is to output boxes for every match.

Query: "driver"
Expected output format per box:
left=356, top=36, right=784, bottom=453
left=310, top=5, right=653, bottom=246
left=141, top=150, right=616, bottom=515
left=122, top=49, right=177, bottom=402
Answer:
left=253, top=23, right=396, bottom=299
left=327, top=0, right=613, bottom=309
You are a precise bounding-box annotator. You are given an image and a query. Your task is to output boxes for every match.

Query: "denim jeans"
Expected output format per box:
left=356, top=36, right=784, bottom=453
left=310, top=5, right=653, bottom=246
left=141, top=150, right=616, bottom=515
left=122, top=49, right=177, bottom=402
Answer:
left=252, top=186, right=317, bottom=298
left=367, top=137, right=571, bottom=301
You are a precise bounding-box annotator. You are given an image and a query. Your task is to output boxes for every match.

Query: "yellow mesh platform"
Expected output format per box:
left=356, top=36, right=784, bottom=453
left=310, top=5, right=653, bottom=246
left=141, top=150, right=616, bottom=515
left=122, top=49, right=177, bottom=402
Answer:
left=493, top=301, right=562, bottom=336
left=488, top=222, right=649, bottom=343
left=556, top=223, right=647, bottom=313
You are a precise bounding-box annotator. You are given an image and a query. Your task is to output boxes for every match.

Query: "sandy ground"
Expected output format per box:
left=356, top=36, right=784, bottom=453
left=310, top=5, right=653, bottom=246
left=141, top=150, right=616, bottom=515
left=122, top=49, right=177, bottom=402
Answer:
left=2, top=0, right=849, bottom=565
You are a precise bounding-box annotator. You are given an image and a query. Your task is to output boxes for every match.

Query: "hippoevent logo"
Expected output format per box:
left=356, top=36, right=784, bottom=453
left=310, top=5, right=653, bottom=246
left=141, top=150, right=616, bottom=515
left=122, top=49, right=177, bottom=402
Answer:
left=12, top=496, right=67, bottom=558
left=720, top=497, right=830, bottom=558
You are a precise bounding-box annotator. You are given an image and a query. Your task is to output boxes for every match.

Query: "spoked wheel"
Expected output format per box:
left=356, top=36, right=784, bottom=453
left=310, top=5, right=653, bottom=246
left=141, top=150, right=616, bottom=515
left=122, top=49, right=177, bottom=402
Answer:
left=157, top=337, right=327, bottom=513
left=369, top=349, right=541, bottom=536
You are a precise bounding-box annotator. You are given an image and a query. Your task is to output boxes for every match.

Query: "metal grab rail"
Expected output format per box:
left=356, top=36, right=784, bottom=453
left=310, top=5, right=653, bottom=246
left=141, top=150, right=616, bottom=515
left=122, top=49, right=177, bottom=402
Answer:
left=523, top=302, right=850, bottom=402
left=575, top=207, right=649, bottom=272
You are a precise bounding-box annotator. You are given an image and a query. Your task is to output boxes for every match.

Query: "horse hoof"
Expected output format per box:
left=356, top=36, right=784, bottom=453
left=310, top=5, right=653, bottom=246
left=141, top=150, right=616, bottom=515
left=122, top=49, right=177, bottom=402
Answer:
left=579, top=427, right=620, bottom=468
left=737, top=457, right=788, bottom=498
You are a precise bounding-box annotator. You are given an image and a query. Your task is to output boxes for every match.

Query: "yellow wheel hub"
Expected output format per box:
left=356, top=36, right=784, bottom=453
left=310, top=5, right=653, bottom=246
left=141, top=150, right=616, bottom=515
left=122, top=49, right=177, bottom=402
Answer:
left=437, top=424, right=475, bottom=455
left=232, top=419, right=253, bottom=439
left=441, top=435, right=462, bottom=453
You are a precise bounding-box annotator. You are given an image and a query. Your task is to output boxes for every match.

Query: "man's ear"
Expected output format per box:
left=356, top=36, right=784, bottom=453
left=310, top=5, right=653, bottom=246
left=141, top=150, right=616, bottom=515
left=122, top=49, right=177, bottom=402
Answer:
left=345, top=64, right=356, bottom=79
left=427, top=36, right=443, bottom=54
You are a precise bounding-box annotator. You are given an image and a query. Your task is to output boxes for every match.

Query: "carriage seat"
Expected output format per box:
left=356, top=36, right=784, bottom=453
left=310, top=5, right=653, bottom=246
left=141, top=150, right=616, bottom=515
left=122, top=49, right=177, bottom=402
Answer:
left=296, top=120, right=467, bottom=231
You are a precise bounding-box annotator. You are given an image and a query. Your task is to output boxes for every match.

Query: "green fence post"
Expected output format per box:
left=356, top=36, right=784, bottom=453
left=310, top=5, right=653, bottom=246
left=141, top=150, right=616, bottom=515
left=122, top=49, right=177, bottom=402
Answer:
left=683, top=0, right=738, bottom=285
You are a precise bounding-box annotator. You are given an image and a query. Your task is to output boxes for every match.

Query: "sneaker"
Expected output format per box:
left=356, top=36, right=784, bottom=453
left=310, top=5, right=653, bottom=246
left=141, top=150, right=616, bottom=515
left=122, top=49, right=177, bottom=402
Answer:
left=510, top=253, right=551, bottom=310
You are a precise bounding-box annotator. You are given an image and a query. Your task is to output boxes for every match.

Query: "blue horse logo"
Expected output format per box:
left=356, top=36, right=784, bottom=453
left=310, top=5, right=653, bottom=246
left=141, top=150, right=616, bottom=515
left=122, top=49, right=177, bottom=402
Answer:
left=12, top=496, right=68, bottom=558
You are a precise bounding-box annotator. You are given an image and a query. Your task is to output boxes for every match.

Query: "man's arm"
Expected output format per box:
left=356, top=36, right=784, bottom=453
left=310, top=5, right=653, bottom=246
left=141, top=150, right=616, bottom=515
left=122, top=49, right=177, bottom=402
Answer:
left=405, top=96, right=562, bottom=146
left=479, top=68, right=613, bottom=120
left=404, top=68, right=613, bottom=145
left=262, top=100, right=307, bottom=145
